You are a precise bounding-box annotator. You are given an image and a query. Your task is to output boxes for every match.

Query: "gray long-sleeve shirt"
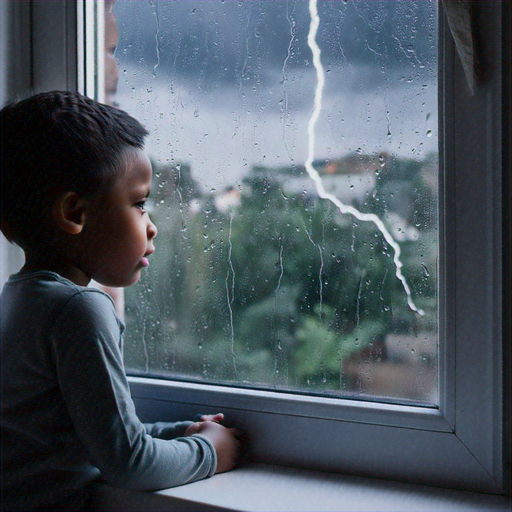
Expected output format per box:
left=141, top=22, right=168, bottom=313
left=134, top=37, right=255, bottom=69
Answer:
left=1, top=271, right=216, bottom=510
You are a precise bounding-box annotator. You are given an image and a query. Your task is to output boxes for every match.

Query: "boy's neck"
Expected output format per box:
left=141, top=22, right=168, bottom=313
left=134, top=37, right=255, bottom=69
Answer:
left=21, top=253, right=91, bottom=287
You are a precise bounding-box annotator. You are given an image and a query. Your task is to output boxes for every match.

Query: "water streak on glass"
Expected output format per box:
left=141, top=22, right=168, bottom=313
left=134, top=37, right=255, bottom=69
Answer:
left=148, top=0, right=161, bottom=76
left=281, top=1, right=297, bottom=159
left=226, top=211, right=238, bottom=377
left=302, top=220, right=324, bottom=317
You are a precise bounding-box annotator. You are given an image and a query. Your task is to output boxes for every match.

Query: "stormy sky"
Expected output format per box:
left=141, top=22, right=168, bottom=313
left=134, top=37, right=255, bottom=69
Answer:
left=113, top=0, right=438, bottom=191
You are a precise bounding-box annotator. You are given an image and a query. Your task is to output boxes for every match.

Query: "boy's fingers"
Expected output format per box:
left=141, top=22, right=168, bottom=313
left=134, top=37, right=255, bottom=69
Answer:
left=199, top=412, right=224, bottom=423
left=229, top=427, right=250, bottom=461
left=184, top=422, right=202, bottom=436
left=229, top=427, right=241, bottom=438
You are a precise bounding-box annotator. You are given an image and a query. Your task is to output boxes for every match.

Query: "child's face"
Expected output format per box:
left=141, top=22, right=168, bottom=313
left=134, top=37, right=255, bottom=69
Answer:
left=80, top=149, right=157, bottom=287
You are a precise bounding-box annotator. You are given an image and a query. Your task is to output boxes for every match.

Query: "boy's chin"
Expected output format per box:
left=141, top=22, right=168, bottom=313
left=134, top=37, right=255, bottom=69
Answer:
left=94, top=271, right=142, bottom=289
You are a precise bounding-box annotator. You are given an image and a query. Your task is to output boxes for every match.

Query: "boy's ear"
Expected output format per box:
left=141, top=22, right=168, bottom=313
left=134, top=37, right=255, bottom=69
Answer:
left=53, top=192, right=88, bottom=235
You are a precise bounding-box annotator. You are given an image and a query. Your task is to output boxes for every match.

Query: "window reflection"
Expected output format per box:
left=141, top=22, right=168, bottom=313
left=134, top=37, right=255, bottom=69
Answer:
left=104, top=0, right=119, bottom=106
left=108, top=0, right=438, bottom=404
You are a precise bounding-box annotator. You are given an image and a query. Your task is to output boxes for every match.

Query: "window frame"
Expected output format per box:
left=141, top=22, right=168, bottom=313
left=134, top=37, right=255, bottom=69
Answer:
left=77, top=0, right=105, bottom=102
left=3, top=0, right=509, bottom=495
left=125, top=2, right=508, bottom=494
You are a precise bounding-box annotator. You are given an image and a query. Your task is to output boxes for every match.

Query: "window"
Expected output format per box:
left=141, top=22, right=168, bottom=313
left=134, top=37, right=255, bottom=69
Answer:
left=114, top=0, right=439, bottom=406
left=2, top=0, right=508, bottom=495
left=104, top=0, right=507, bottom=493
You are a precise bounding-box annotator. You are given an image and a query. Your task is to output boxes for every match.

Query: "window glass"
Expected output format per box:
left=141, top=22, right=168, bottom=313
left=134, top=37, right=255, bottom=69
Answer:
left=109, top=0, right=438, bottom=404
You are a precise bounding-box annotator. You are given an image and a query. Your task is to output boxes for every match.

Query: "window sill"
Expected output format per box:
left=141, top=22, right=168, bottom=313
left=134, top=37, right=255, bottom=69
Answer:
left=91, top=462, right=511, bottom=511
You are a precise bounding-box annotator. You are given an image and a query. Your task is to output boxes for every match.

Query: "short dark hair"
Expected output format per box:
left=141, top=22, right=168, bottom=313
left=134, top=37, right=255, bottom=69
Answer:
left=0, top=90, right=149, bottom=247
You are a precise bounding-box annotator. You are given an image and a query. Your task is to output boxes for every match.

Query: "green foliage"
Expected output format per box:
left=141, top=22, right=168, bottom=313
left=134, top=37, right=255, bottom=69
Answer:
left=291, top=305, right=385, bottom=389
left=124, top=153, right=438, bottom=396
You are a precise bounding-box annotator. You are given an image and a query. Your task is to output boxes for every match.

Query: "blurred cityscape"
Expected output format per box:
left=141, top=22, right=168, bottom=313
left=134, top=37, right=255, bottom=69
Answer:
left=124, top=150, right=438, bottom=403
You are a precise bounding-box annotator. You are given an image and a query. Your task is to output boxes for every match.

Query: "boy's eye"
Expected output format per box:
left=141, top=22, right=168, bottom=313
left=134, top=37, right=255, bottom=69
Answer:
left=134, top=200, right=147, bottom=211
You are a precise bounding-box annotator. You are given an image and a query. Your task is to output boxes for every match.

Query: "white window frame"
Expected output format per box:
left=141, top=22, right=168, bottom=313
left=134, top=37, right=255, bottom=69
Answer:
left=120, top=2, right=510, bottom=494
left=77, top=0, right=104, bottom=103
left=2, top=0, right=509, bottom=495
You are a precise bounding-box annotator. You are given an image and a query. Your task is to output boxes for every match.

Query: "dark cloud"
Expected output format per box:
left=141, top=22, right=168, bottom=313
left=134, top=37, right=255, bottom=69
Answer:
left=114, top=0, right=437, bottom=87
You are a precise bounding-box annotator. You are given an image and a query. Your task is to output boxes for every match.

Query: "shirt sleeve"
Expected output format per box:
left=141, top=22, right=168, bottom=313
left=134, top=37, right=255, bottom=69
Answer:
left=50, top=290, right=217, bottom=491
left=144, top=421, right=194, bottom=440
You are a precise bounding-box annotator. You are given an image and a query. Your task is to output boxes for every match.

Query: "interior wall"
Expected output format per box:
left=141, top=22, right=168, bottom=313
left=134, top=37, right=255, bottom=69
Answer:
left=1, top=1, right=29, bottom=287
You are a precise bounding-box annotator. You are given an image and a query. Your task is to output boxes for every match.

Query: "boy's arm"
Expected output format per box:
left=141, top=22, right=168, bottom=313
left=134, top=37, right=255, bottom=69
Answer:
left=143, top=421, right=194, bottom=440
left=144, top=413, right=225, bottom=439
left=52, top=291, right=223, bottom=491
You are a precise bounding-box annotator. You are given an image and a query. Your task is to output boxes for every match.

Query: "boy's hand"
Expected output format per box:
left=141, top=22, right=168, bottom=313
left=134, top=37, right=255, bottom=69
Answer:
left=199, top=412, right=224, bottom=423
left=184, top=420, right=241, bottom=473
left=184, top=412, right=224, bottom=436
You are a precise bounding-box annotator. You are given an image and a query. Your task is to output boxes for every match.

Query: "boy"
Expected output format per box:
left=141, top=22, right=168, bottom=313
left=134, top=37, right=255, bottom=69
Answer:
left=0, top=91, right=241, bottom=510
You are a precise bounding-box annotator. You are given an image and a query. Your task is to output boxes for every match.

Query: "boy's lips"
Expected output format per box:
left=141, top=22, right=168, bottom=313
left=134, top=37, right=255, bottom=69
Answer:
left=141, top=249, right=154, bottom=268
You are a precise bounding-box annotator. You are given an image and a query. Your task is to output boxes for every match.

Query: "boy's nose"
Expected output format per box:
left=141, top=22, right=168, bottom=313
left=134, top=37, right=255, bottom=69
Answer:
left=148, top=219, right=157, bottom=240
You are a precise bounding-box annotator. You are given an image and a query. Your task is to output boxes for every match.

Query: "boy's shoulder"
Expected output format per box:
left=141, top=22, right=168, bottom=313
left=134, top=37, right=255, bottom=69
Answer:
left=3, top=270, right=118, bottom=324
left=2, top=271, right=124, bottom=354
